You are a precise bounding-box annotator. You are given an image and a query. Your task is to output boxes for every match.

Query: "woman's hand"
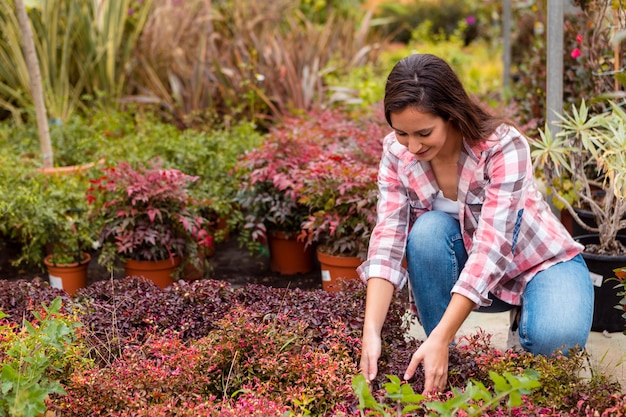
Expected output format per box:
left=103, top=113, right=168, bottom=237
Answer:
left=404, top=293, right=476, bottom=393
left=403, top=334, right=450, bottom=393
left=360, top=330, right=382, bottom=382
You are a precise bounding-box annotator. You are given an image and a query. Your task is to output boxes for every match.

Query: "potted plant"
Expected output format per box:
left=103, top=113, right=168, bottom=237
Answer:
left=0, top=161, right=94, bottom=275
left=295, top=110, right=385, bottom=291
left=43, top=208, right=93, bottom=295
left=297, top=152, right=380, bottom=291
left=532, top=100, right=626, bottom=332
left=86, top=159, right=213, bottom=288
left=234, top=115, right=331, bottom=275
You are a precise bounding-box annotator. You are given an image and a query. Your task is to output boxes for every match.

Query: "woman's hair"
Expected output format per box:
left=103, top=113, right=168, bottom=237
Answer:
left=383, top=54, right=505, bottom=145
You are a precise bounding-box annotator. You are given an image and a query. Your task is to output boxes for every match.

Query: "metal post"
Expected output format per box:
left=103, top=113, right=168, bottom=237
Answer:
left=546, top=0, right=563, bottom=135
left=502, top=0, right=512, bottom=91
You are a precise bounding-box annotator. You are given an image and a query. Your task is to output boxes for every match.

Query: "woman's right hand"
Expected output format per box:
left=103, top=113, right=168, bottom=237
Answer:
left=360, top=330, right=382, bottom=382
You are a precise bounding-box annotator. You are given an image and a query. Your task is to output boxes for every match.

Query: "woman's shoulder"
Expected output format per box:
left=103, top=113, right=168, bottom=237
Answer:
left=469, top=123, right=528, bottom=154
left=383, top=131, right=413, bottom=161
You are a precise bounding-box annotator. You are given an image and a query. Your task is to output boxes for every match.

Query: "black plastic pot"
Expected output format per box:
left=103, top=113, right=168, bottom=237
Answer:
left=575, top=234, right=626, bottom=333
left=562, top=207, right=626, bottom=237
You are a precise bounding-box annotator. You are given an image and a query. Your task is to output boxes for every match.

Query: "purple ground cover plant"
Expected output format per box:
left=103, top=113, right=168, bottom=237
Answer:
left=0, top=276, right=624, bottom=415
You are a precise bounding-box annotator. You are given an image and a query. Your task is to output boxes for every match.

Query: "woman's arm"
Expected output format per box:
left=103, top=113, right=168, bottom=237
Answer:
left=360, top=277, right=395, bottom=382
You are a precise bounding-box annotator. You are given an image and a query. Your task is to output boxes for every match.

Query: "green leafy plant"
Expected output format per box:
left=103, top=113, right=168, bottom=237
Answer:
left=532, top=100, right=626, bottom=255
left=0, top=297, right=87, bottom=417
left=0, top=0, right=151, bottom=123
left=0, top=161, right=95, bottom=269
left=86, top=158, right=213, bottom=271
left=352, top=370, right=541, bottom=416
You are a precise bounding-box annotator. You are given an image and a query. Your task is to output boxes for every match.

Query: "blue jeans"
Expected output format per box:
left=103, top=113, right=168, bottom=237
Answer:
left=406, top=211, right=594, bottom=355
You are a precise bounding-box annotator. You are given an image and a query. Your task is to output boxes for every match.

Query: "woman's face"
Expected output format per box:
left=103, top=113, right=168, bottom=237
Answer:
left=389, top=107, right=460, bottom=162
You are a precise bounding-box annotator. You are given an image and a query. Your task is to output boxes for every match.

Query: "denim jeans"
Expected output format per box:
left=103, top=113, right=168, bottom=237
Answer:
left=406, top=210, right=594, bottom=355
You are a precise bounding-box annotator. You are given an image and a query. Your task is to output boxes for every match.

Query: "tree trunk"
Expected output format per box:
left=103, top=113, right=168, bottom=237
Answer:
left=14, top=0, right=53, bottom=168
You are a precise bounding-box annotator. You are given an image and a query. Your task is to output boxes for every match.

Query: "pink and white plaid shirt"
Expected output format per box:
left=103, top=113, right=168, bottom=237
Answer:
left=357, top=124, right=583, bottom=307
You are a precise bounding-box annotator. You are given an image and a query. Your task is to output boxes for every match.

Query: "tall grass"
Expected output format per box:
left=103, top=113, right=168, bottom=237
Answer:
left=0, top=0, right=150, bottom=123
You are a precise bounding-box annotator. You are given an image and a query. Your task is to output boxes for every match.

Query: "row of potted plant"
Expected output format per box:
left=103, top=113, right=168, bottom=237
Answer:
left=29, top=159, right=217, bottom=293
left=0, top=111, right=267, bottom=292
left=234, top=106, right=387, bottom=289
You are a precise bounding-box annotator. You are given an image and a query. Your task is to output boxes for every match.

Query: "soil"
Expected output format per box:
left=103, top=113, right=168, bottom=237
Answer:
left=0, top=234, right=323, bottom=291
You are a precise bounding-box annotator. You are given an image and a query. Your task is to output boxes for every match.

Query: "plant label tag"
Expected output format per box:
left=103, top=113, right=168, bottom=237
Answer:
left=589, top=271, right=603, bottom=287
left=48, top=274, right=63, bottom=290
left=321, top=270, right=331, bottom=282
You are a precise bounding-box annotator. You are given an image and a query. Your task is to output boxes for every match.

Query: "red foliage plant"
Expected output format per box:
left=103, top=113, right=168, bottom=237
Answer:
left=86, top=159, right=212, bottom=267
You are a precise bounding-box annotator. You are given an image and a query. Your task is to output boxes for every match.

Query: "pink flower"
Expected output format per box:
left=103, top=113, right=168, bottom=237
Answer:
left=576, top=34, right=583, bottom=44
left=571, top=48, right=581, bottom=59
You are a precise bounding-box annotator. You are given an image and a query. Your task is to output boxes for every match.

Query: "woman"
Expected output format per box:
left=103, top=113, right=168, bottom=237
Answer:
left=357, top=54, right=594, bottom=394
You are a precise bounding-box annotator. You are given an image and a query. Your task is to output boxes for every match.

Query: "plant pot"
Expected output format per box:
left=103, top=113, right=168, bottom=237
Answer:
left=44, top=252, right=90, bottom=295
left=560, top=208, right=594, bottom=237
left=124, top=257, right=182, bottom=289
left=561, top=207, right=626, bottom=237
left=575, top=234, right=626, bottom=333
left=316, top=249, right=362, bottom=292
left=268, top=231, right=314, bottom=275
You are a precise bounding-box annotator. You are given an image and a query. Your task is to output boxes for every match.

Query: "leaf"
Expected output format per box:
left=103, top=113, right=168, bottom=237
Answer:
left=352, top=374, right=385, bottom=412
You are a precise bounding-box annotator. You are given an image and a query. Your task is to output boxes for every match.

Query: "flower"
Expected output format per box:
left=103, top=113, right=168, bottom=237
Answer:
left=466, top=15, right=476, bottom=25
left=571, top=48, right=581, bottom=59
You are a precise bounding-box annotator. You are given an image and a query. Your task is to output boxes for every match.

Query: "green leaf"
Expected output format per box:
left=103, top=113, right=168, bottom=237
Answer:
left=352, top=374, right=385, bottom=412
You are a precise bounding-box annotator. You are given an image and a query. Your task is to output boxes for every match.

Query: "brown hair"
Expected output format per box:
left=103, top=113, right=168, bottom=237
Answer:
left=384, top=54, right=505, bottom=145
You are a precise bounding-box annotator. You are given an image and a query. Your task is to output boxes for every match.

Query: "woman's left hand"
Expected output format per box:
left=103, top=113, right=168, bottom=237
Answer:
left=403, top=334, right=450, bottom=394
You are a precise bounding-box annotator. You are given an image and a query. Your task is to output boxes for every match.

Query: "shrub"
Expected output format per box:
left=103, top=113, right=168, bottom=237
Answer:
left=0, top=279, right=69, bottom=323
left=87, top=159, right=212, bottom=270
left=0, top=298, right=90, bottom=417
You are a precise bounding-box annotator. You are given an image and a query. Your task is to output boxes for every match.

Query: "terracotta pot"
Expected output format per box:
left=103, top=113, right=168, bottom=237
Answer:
left=268, top=231, right=314, bottom=275
left=44, top=252, right=90, bottom=295
left=316, top=249, right=362, bottom=292
left=575, top=234, right=626, bottom=333
left=124, top=257, right=182, bottom=289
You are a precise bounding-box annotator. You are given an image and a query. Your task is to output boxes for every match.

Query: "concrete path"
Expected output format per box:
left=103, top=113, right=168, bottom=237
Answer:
left=408, top=310, right=626, bottom=387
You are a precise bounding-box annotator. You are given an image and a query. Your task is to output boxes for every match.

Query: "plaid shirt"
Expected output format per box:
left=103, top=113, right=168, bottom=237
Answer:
left=357, top=124, right=583, bottom=307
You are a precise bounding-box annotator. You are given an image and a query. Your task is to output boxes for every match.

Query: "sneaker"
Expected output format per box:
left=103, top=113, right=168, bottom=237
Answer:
left=506, top=307, right=523, bottom=352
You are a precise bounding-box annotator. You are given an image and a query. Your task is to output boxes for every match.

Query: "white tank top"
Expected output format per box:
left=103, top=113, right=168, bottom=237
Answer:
left=432, top=190, right=459, bottom=220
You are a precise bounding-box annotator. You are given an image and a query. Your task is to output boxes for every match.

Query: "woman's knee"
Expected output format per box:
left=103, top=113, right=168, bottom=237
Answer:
left=520, top=318, right=590, bottom=356
left=519, top=255, right=593, bottom=355
left=407, top=211, right=461, bottom=256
